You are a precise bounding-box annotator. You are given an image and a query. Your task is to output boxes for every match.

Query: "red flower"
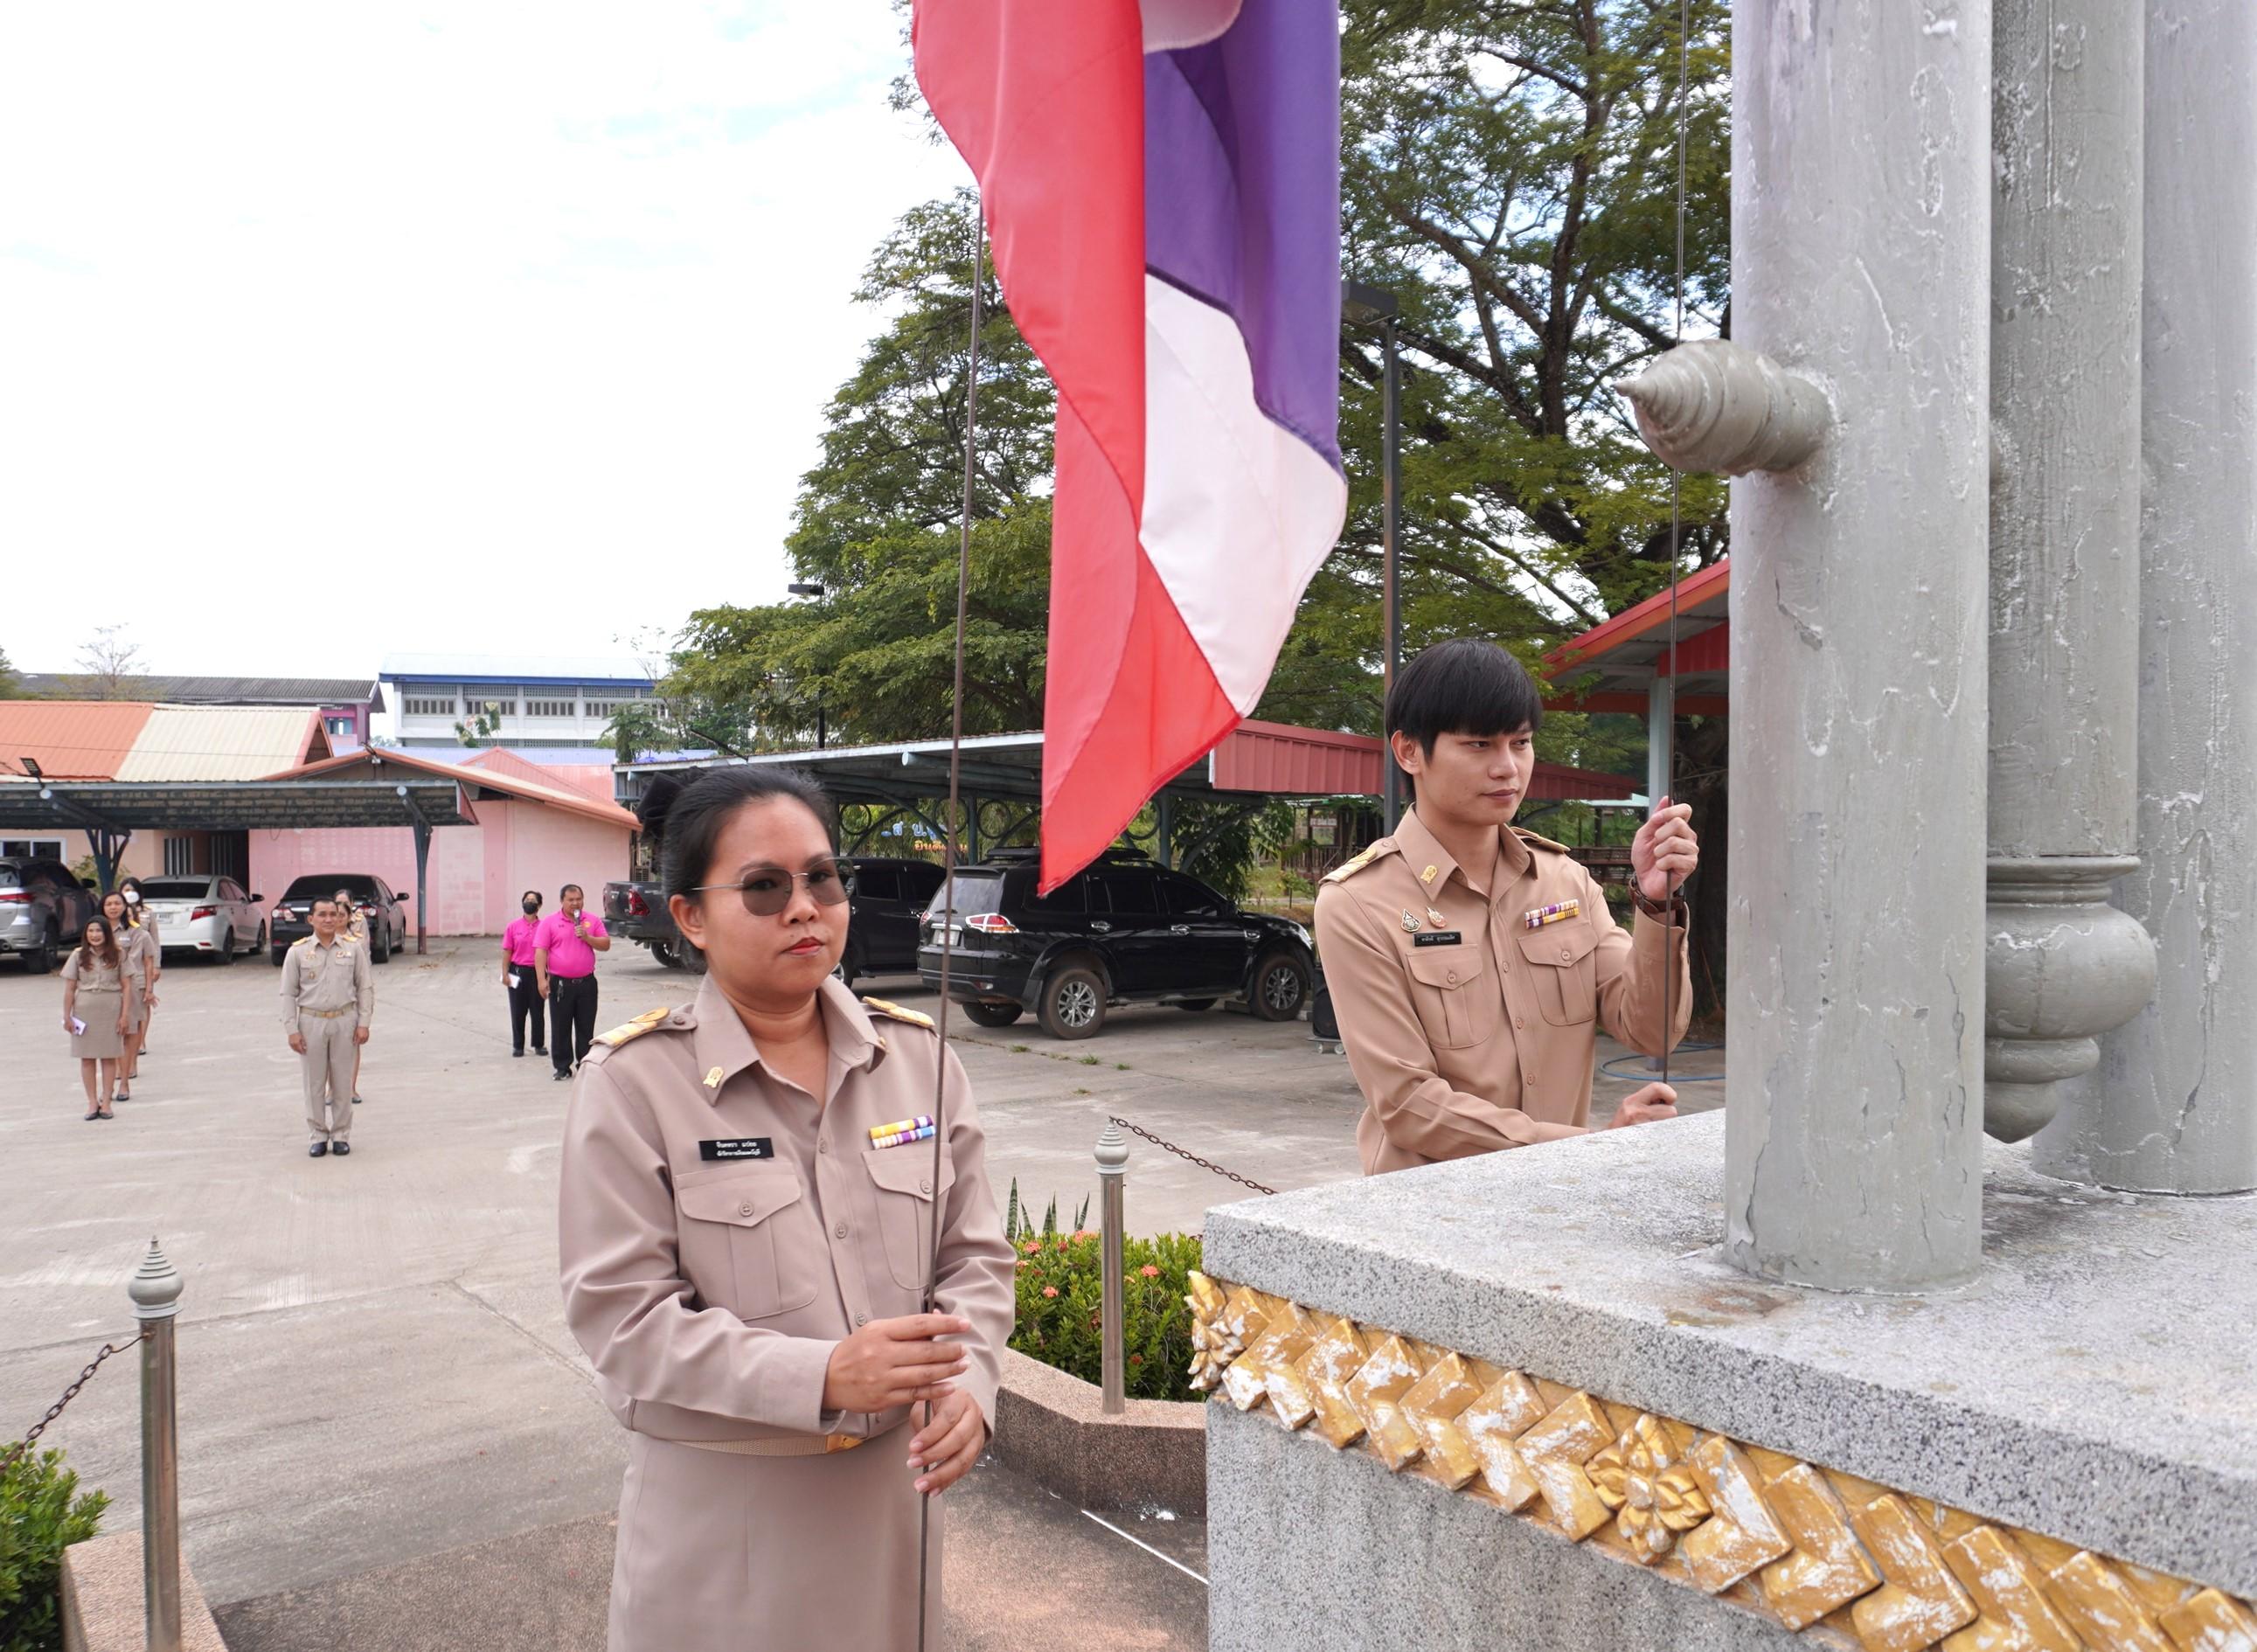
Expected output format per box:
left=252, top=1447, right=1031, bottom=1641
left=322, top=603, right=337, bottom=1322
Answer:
left=1129, top=1354, right=1143, bottom=1365
left=1139, top=1264, right=1161, bottom=1279
left=1022, top=1240, right=1042, bottom=1256
left=1042, top=1285, right=1059, bottom=1299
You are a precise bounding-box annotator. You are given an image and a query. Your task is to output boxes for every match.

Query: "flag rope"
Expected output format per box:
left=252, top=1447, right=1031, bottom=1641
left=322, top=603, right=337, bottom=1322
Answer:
left=1659, top=0, right=1691, bottom=1093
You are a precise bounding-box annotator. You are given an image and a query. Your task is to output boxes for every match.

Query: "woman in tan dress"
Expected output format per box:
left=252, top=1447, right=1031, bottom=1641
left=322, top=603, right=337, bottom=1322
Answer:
left=100, top=891, right=155, bottom=1100
left=559, top=767, right=1014, bottom=1652
left=117, top=876, right=162, bottom=1052
left=62, top=918, right=141, bottom=1121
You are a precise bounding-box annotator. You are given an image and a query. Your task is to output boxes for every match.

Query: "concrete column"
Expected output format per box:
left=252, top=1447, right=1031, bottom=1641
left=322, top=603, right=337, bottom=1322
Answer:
left=1982, top=0, right=2157, bottom=1142
left=1644, top=672, right=1672, bottom=809
left=1723, top=0, right=1990, bottom=1290
left=2036, top=0, right=2257, bottom=1194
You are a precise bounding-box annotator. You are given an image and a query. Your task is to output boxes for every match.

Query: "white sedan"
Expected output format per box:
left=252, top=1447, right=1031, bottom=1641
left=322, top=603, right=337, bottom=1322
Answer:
left=136, top=876, right=268, bottom=964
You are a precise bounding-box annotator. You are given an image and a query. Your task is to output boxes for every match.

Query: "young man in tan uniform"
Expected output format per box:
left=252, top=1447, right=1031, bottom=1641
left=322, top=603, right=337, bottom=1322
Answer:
left=1316, top=638, right=1698, bottom=1175
left=280, top=898, right=373, bottom=1158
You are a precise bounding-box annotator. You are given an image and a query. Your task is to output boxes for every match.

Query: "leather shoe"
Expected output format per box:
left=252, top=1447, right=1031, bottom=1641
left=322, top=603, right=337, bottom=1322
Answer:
left=552, top=1069, right=573, bottom=1081
left=511, top=1047, right=524, bottom=1058
left=309, top=1142, right=330, bottom=1158
left=333, top=1141, right=351, bottom=1156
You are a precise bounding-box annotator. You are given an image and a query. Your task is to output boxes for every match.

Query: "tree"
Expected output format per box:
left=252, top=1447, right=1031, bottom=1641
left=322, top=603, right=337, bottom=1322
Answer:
left=72, top=626, right=145, bottom=699
left=0, top=647, right=19, bottom=698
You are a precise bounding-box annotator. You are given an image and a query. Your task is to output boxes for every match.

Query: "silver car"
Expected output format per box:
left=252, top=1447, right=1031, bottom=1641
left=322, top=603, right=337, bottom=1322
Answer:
left=137, top=876, right=268, bottom=964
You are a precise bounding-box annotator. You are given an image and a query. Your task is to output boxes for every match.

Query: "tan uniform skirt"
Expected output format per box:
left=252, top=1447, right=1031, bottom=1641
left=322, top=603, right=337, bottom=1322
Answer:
left=72, top=985, right=127, bottom=1059
left=608, top=1424, right=940, bottom=1652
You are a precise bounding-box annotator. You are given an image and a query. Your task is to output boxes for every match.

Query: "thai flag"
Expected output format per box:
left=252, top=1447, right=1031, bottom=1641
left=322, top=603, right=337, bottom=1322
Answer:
left=914, top=0, right=1346, bottom=891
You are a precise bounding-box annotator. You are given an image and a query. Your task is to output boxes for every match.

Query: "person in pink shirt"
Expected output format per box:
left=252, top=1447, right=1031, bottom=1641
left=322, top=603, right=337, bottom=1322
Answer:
left=501, top=890, right=548, bottom=1059
left=535, top=884, right=611, bottom=1079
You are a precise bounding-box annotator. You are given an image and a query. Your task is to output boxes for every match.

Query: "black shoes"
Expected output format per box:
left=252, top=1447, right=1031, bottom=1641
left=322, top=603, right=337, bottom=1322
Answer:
left=333, top=1141, right=351, bottom=1156
left=552, top=1069, right=573, bottom=1082
left=531, top=1045, right=548, bottom=1056
left=309, top=1142, right=329, bottom=1157
left=511, top=1047, right=524, bottom=1058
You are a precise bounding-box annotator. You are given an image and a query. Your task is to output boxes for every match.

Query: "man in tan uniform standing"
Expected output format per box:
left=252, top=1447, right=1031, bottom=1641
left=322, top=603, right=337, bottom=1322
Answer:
left=1317, top=637, right=1698, bottom=1176
left=281, top=897, right=374, bottom=1159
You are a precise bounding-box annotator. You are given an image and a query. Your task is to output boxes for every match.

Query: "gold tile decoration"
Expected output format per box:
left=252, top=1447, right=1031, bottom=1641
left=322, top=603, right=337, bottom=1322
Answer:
left=1181, top=1273, right=2257, bottom=1652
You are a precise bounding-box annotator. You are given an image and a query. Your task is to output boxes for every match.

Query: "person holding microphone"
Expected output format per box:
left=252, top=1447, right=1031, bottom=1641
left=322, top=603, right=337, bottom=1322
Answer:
left=502, top=890, right=548, bottom=1059
left=536, top=883, right=610, bottom=1080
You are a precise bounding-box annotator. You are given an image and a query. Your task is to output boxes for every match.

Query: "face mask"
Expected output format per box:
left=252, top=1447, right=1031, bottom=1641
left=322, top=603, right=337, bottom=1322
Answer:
left=523, top=901, right=539, bottom=914
left=123, top=890, right=141, bottom=905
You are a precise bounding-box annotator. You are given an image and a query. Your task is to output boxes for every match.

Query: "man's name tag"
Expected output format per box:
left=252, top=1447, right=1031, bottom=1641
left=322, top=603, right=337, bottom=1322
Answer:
left=699, top=1138, right=774, bottom=1162
left=1413, top=931, right=1464, bottom=948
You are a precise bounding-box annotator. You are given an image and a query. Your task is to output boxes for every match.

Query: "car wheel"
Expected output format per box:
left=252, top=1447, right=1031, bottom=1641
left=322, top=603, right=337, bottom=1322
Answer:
left=962, top=1002, right=1024, bottom=1028
left=374, top=926, right=391, bottom=964
left=1174, top=998, right=1219, bottom=1012
left=1038, top=964, right=1106, bottom=1041
left=255, top=923, right=268, bottom=955
left=215, top=928, right=235, bottom=966
left=837, top=944, right=864, bottom=991
left=272, top=944, right=288, bottom=967
left=24, top=927, right=56, bottom=975
left=1250, top=951, right=1310, bottom=1022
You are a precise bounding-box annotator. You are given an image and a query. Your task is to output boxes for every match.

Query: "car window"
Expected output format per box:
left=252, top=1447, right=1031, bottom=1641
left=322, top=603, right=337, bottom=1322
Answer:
left=853, top=864, right=900, bottom=903
left=1024, top=873, right=1087, bottom=916
left=932, top=871, right=1007, bottom=919
left=0, top=866, right=19, bottom=890
left=1159, top=871, right=1227, bottom=918
left=142, top=880, right=211, bottom=899
left=1094, top=870, right=1162, bottom=916
left=220, top=880, right=247, bottom=901
left=284, top=875, right=380, bottom=901
left=901, top=863, right=948, bottom=905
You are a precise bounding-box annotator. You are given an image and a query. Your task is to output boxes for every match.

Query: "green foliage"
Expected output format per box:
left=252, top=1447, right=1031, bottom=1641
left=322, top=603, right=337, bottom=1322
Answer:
left=0, top=1446, right=108, bottom=1652
left=452, top=700, right=504, bottom=748
left=1002, top=1180, right=1089, bottom=1246
left=0, top=649, right=18, bottom=699
left=1009, top=1229, right=1206, bottom=1404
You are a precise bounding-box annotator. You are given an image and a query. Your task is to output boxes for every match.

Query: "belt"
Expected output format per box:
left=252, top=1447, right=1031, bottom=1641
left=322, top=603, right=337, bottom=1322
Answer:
left=301, top=1008, right=352, bottom=1019
left=681, top=1433, right=866, bottom=1458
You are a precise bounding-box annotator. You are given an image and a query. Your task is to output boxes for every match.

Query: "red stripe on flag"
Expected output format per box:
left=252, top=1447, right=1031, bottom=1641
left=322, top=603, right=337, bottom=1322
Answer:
left=920, top=2, right=1237, bottom=892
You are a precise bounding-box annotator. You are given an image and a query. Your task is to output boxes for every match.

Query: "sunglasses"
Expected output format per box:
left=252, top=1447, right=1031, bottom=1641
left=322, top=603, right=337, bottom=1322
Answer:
left=694, top=860, right=850, bottom=917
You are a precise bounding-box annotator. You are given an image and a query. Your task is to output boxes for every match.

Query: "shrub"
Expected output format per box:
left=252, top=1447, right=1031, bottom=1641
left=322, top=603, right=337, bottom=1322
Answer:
left=0, top=1445, right=108, bottom=1652
left=1009, top=1227, right=1204, bottom=1403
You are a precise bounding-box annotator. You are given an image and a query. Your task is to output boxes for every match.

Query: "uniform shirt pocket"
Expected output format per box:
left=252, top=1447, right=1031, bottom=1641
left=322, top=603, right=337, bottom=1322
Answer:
left=1405, top=947, right=1495, bottom=1050
left=674, top=1165, right=820, bottom=1321
left=1515, top=920, right=1600, bottom=1027
left=861, top=1149, right=958, bottom=1293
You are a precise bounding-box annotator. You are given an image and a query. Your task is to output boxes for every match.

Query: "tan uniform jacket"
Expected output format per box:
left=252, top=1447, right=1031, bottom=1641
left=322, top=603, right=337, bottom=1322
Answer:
left=1315, top=808, right=1690, bottom=1176
left=558, top=974, right=1016, bottom=1449
left=279, top=935, right=375, bottom=1036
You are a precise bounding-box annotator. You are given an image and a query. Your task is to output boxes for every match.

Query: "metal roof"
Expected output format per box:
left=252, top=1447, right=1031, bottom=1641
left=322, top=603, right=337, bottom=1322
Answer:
left=114, top=705, right=330, bottom=781
left=268, top=746, right=640, bottom=831
left=13, top=674, right=383, bottom=711
left=619, top=724, right=1635, bottom=808
left=0, top=701, right=154, bottom=780
left=0, top=778, right=474, bottom=832
left=1540, top=557, right=1731, bottom=715
left=378, top=653, right=656, bottom=686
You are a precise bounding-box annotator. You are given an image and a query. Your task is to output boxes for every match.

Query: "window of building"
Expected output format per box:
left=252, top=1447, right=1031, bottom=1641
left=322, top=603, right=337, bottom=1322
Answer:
left=462, top=687, right=519, bottom=718
left=163, top=836, right=196, bottom=876
left=402, top=684, right=460, bottom=717
left=324, top=715, right=355, bottom=737
left=581, top=686, right=626, bottom=718
left=1, top=838, right=63, bottom=860
left=525, top=695, right=575, bottom=718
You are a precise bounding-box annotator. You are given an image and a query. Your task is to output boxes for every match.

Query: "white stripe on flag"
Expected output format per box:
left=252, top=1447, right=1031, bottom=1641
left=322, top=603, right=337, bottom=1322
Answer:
left=1139, top=274, right=1347, bottom=714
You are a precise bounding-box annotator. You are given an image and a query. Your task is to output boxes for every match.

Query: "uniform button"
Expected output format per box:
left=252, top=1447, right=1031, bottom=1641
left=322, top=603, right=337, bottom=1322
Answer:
left=1516, top=1018, right=1525, bottom=1031
left=739, top=1201, right=755, bottom=1218
left=1559, top=947, right=1572, bottom=961
left=920, top=1179, right=931, bottom=1194
left=855, top=1311, right=868, bottom=1327
left=835, top=1223, right=849, bottom=1238
left=1446, top=969, right=1458, bottom=984
left=818, top=1138, right=830, bottom=1154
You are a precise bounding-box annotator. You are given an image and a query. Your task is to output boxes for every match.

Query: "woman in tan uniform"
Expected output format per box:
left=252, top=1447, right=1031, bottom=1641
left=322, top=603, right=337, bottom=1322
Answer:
left=559, top=767, right=1013, bottom=1652
left=333, top=888, right=369, bottom=1105
left=100, top=891, right=155, bottom=1101
left=62, top=917, right=141, bottom=1120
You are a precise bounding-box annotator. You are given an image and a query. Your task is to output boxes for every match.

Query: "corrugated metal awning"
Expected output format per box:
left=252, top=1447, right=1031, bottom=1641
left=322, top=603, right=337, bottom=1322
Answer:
left=0, top=779, right=474, bottom=832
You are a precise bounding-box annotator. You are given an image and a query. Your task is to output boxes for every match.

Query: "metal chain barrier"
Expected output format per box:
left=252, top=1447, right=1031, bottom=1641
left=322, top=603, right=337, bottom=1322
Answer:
left=1107, top=1116, right=1277, bottom=1196
left=1, top=1328, right=149, bottom=1476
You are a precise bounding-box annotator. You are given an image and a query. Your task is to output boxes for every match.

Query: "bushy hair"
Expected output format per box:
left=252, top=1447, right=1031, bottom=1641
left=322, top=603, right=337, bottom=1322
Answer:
left=661, top=767, right=839, bottom=905
left=1385, top=637, right=1544, bottom=753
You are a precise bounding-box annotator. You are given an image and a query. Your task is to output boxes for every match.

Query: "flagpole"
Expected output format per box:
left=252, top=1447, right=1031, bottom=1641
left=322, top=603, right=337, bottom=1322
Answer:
left=916, top=192, right=982, bottom=1652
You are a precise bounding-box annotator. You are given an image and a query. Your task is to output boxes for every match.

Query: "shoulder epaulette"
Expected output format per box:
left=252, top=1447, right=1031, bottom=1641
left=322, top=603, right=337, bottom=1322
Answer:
left=1512, top=827, right=1573, bottom=856
left=594, top=1006, right=673, bottom=1048
left=291, top=934, right=316, bottom=947
left=1322, top=841, right=1397, bottom=885
left=862, top=996, right=936, bottom=1031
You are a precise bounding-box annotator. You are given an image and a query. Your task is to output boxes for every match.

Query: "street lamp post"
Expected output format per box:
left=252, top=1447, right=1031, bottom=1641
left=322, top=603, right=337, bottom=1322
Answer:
left=787, top=582, right=829, bottom=750
left=1344, top=281, right=1404, bottom=832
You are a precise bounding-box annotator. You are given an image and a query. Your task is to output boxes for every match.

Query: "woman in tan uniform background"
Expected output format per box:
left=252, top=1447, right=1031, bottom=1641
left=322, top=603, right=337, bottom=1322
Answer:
left=62, top=917, right=140, bottom=1120
left=116, top=876, right=161, bottom=1055
left=100, top=891, right=154, bottom=1101
left=333, top=887, right=369, bottom=1105
left=559, top=767, right=1014, bottom=1652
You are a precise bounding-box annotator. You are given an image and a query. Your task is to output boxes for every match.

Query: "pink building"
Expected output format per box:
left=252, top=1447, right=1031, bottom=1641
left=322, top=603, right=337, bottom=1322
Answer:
left=254, top=747, right=636, bottom=936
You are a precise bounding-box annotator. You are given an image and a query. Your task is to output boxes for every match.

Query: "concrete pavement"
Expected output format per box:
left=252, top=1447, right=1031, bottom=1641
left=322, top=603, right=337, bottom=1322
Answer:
left=0, top=937, right=1720, bottom=1636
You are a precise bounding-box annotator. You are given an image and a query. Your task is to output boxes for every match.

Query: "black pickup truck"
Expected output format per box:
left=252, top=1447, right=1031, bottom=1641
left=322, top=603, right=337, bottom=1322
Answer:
left=604, top=856, right=947, bottom=988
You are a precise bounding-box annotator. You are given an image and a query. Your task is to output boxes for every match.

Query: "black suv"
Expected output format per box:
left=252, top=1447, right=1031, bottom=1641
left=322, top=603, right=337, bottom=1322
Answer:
left=269, top=873, right=411, bottom=964
left=917, top=850, right=1313, bottom=1040
left=606, top=857, right=948, bottom=989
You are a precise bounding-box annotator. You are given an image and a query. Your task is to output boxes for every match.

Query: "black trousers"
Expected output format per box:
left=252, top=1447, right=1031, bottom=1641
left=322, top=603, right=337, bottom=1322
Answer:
left=508, top=971, right=547, bottom=1053
left=551, top=975, right=598, bottom=1074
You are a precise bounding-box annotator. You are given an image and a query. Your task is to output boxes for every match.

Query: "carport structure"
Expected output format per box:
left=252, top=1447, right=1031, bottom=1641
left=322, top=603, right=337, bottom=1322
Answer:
left=619, top=719, right=1635, bottom=866
left=0, top=773, right=473, bottom=951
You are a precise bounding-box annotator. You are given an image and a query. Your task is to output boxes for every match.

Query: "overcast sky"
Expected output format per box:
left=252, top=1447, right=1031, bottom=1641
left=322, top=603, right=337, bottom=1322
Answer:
left=0, top=3, right=966, bottom=683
